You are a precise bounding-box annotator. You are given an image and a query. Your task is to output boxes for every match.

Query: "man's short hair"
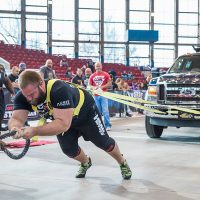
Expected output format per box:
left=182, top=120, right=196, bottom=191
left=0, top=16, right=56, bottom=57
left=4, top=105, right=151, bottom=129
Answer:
left=18, top=70, right=42, bottom=89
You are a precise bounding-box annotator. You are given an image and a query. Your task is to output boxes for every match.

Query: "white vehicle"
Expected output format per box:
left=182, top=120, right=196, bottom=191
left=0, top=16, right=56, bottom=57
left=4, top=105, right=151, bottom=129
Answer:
left=145, top=49, right=200, bottom=138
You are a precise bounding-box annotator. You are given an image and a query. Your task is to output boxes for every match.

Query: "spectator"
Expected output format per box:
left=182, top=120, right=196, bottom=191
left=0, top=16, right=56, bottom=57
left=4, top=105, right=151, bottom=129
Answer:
left=146, top=73, right=152, bottom=84
left=116, top=78, right=132, bottom=117
left=131, top=81, right=139, bottom=90
left=40, top=59, right=57, bottom=81
left=82, top=67, right=92, bottom=88
left=108, top=69, right=117, bottom=81
left=72, top=68, right=83, bottom=86
left=139, top=81, right=148, bottom=90
left=121, top=70, right=128, bottom=80
left=18, top=62, right=26, bottom=75
left=65, top=66, right=74, bottom=80
left=109, top=74, right=118, bottom=91
left=127, top=71, right=133, bottom=80
left=87, top=59, right=95, bottom=73
left=116, top=78, right=129, bottom=91
left=60, top=55, right=69, bottom=68
left=88, top=62, right=112, bottom=131
left=8, top=66, right=20, bottom=94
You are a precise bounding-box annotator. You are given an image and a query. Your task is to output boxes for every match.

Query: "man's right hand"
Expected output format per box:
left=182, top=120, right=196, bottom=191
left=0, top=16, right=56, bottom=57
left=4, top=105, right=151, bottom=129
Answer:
left=11, top=127, right=24, bottom=139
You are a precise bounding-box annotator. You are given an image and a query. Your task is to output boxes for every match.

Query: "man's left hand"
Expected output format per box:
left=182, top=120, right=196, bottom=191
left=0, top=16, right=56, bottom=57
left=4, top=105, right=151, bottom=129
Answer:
left=13, top=127, right=35, bottom=139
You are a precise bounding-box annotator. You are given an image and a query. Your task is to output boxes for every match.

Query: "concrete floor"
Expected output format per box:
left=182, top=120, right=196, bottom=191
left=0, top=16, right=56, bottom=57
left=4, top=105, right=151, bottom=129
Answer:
left=1, top=115, right=200, bottom=200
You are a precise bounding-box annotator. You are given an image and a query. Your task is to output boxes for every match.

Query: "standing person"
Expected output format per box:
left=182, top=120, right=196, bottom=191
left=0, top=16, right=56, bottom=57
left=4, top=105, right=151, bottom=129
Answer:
left=40, top=59, right=57, bottom=80
left=8, top=70, right=132, bottom=180
left=116, top=78, right=132, bottom=117
left=18, top=62, right=26, bottom=74
left=88, top=62, right=112, bottom=131
left=65, top=66, right=74, bottom=81
left=71, top=68, right=83, bottom=86
left=60, top=55, right=69, bottom=68
left=8, top=66, right=20, bottom=94
left=0, top=64, right=15, bottom=134
left=82, top=67, right=92, bottom=89
left=87, top=59, right=95, bottom=73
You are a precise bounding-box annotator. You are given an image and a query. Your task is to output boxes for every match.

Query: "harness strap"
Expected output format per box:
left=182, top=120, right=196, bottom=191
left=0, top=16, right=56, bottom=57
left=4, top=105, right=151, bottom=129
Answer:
left=32, top=79, right=85, bottom=117
left=74, top=88, right=84, bottom=116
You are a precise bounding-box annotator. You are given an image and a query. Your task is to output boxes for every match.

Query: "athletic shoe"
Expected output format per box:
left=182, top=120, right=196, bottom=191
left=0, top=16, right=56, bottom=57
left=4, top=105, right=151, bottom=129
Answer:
left=76, top=157, right=92, bottom=178
left=106, top=127, right=111, bottom=131
left=126, top=112, right=133, bottom=117
left=120, top=160, right=132, bottom=180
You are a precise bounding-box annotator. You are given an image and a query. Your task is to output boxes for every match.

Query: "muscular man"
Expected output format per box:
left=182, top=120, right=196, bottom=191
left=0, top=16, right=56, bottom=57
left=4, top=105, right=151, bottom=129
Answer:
left=8, top=70, right=132, bottom=180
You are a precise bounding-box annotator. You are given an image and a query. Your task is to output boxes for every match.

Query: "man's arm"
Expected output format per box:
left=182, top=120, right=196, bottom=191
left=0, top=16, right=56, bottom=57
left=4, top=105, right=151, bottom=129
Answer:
left=14, top=107, right=74, bottom=140
left=34, top=108, right=73, bottom=136
left=88, top=75, right=97, bottom=90
left=39, top=68, right=45, bottom=79
left=100, top=78, right=112, bottom=90
left=3, top=77, right=15, bottom=94
left=8, top=110, right=29, bottom=130
left=12, top=82, right=19, bottom=89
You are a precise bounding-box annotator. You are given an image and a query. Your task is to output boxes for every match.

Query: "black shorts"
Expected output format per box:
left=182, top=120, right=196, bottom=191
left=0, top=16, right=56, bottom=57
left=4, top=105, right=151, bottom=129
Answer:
left=57, top=103, right=115, bottom=157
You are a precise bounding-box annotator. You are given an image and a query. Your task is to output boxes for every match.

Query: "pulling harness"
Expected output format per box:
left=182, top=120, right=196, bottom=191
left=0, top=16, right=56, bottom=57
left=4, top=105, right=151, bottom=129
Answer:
left=32, top=79, right=85, bottom=122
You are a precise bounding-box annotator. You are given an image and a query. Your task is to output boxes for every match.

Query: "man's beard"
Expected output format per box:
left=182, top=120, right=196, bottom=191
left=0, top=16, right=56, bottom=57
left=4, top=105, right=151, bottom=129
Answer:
left=30, top=87, right=46, bottom=106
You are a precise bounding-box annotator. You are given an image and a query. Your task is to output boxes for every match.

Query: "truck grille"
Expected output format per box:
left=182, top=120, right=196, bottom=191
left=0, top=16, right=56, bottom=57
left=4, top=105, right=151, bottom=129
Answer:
left=158, top=84, right=200, bottom=104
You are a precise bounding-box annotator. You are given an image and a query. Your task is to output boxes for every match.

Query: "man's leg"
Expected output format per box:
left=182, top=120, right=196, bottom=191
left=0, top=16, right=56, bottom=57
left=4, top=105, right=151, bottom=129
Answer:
left=107, top=142, right=125, bottom=164
left=105, top=141, right=132, bottom=180
left=73, top=148, right=90, bottom=163
left=101, top=96, right=111, bottom=130
left=84, top=104, right=132, bottom=179
left=56, top=129, right=92, bottom=178
left=73, top=148, right=92, bottom=178
left=94, top=96, right=102, bottom=114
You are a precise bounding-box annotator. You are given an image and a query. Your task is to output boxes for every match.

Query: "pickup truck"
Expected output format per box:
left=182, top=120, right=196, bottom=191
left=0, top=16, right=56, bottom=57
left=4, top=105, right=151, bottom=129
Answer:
left=145, top=51, right=200, bottom=138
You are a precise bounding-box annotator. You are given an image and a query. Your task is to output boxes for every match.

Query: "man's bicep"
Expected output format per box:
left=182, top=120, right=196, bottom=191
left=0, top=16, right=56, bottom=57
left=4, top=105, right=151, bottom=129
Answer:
left=53, top=108, right=74, bottom=128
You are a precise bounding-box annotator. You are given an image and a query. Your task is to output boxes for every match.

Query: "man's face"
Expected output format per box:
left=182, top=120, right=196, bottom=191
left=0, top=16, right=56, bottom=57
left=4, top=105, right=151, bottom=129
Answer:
left=13, top=68, right=19, bottom=76
left=77, top=69, right=82, bottom=77
left=22, top=84, right=46, bottom=106
left=47, top=61, right=53, bottom=68
left=95, top=63, right=102, bottom=72
left=85, top=69, right=92, bottom=78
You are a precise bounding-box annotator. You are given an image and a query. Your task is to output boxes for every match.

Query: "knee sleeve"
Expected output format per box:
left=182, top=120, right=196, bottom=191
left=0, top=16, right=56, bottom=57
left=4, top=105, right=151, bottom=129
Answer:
left=60, top=145, right=81, bottom=158
left=95, top=137, right=115, bottom=152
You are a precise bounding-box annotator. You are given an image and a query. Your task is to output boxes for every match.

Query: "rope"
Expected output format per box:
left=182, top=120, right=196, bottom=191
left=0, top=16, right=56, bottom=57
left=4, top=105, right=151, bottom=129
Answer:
left=0, top=131, right=30, bottom=160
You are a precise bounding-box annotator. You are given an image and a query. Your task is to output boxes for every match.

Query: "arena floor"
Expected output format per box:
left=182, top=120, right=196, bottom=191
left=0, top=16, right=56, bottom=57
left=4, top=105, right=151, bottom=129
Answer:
left=1, top=114, right=200, bottom=200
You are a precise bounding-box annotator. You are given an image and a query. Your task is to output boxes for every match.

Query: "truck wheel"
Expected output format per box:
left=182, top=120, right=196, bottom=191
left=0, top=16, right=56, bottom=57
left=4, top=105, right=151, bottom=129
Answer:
left=145, top=116, right=163, bottom=138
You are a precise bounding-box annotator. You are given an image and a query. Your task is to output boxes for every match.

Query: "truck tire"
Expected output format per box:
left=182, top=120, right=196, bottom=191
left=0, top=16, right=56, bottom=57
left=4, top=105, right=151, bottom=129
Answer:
left=145, top=116, right=163, bottom=138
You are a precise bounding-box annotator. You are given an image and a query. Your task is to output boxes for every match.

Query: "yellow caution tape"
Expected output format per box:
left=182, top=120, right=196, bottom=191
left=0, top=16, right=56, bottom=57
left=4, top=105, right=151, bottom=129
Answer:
left=92, top=90, right=165, bottom=114
left=103, top=91, right=156, bottom=104
left=91, top=89, right=200, bottom=115
left=167, top=105, right=200, bottom=115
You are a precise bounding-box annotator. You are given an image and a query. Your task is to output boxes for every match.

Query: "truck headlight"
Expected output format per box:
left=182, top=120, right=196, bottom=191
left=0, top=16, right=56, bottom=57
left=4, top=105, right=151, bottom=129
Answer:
left=148, top=86, right=157, bottom=96
left=145, top=86, right=157, bottom=102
